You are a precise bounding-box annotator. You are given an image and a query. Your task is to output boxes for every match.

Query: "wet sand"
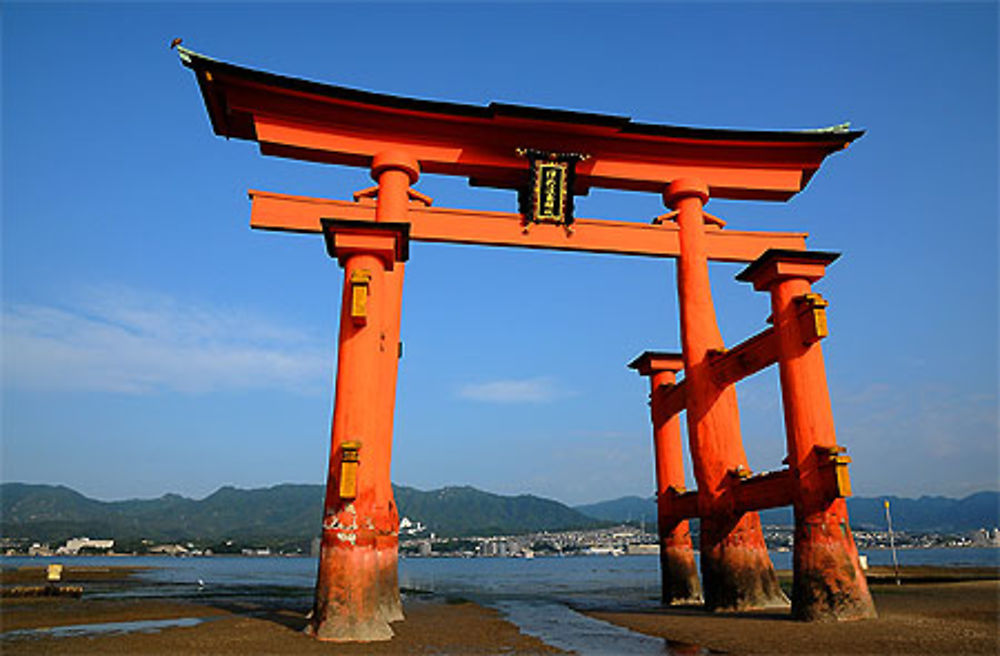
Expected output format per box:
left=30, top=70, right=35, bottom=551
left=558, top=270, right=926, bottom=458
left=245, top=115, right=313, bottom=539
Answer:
left=1, top=566, right=562, bottom=654
left=2, top=564, right=998, bottom=654
left=586, top=567, right=1000, bottom=655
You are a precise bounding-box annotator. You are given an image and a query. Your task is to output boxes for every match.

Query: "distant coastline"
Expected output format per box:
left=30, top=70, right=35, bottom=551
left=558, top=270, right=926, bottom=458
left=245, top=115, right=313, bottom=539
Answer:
left=3, top=482, right=998, bottom=559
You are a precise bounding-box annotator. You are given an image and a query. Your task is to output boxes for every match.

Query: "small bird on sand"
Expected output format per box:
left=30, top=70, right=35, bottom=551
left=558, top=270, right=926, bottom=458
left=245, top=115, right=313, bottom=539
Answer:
left=170, top=38, right=183, bottom=50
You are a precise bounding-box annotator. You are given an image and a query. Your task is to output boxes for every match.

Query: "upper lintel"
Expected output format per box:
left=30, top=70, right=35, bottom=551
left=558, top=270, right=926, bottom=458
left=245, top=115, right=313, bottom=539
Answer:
left=178, top=47, right=863, bottom=201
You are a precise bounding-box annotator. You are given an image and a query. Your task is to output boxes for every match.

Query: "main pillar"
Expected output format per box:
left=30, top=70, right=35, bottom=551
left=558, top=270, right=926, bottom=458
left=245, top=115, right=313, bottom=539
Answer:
left=370, top=151, right=421, bottom=625
left=629, top=351, right=702, bottom=605
left=665, top=178, right=786, bottom=611
left=738, top=250, right=876, bottom=621
left=309, top=218, right=410, bottom=641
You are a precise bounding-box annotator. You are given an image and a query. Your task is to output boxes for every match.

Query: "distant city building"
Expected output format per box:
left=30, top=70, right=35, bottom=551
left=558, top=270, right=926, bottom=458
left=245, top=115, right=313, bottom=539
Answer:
left=399, top=517, right=426, bottom=535
left=56, top=537, right=114, bottom=555
left=148, top=544, right=189, bottom=556
left=28, top=543, right=53, bottom=557
left=241, top=547, right=271, bottom=556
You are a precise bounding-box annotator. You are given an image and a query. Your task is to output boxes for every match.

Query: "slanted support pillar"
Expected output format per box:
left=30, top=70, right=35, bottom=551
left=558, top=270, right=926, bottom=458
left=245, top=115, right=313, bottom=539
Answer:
left=628, top=351, right=701, bottom=605
left=738, top=250, right=876, bottom=621
left=665, top=178, right=786, bottom=611
left=310, top=218, right=410, bottom=642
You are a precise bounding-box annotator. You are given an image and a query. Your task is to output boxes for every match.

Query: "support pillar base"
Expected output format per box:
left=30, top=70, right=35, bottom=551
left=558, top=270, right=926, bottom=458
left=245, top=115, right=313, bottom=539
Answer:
left=660, top=542, right=702, bottom=605
left=792, top=500, right=877, bottom=622
left=701, top=512, right=788, bottom=612
left=311, top=538, right=394, bottom=642
left=376, top=537, right=404, bottom=623
left=306, top=615, right=393, bottom=643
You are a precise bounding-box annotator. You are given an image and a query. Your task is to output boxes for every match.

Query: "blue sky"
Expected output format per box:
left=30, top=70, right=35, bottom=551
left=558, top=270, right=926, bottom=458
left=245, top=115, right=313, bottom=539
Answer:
left=2, top=3, right=996, bottom=505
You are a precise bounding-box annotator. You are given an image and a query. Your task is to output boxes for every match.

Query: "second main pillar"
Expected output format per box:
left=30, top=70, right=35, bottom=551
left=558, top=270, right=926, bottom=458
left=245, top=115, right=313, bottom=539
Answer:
left=665, top=178, right=786, bottom=611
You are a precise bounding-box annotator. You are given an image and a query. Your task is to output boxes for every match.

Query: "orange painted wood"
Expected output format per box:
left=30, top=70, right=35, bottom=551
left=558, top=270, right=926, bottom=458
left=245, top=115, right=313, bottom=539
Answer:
left=708, top=326, right=780, bottom=388
left=660, top=488, right=700, bottom=520
left=629, top=355, right=701, bottom=604
left=253, top=116, right=810, bottom=198
left=659, top=470, right=794, bottom=520
left=667, top=178, right=785, bottom=611
left=732, top=469, right=794, bottom=514
left=249, top=190, right=807, bottom=263
left=652, top=381, right=687, bottom=420
left=179, top=48, right=860, bottom=201
left=739, top=250, right=875, bottom=620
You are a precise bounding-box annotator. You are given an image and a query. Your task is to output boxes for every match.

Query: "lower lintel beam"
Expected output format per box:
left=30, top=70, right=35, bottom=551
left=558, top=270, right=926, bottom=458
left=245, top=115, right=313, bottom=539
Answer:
left=249, top=190, right=807, bottom=263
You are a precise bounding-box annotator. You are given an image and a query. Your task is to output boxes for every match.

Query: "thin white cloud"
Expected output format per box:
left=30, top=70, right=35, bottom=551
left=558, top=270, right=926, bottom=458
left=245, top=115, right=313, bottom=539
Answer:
left=1, top=287, right=330, bottom=394
left=457, top=377, right=568, bottom=403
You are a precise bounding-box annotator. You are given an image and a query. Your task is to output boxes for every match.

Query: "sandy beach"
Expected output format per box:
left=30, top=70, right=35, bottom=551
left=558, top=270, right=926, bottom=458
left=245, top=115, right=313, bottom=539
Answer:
left=2, top=564, right=997, bottom=654
left=587, top=567, right=1000, bottom=655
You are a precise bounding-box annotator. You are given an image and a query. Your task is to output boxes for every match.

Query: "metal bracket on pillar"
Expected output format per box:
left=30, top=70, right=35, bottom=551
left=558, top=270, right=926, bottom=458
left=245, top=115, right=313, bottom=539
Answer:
left=730, top=465, right=754, bottom=481
left=815, top=444, right=852, bottom=499
left=795, top=293, right=830, bottom=344
left=338, top=442, right=361, bottom=500
left=349, top=270, right=371, bottom=325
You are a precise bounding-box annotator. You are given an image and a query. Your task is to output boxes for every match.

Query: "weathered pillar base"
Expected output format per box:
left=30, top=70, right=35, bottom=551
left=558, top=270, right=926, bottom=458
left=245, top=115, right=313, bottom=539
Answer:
left=660, top=524, right=702, bottom=605
left=309, top=535, right=394, bottom=642
left=792, top=499, right=877, bottom=621
left=701, top=513, right=788, bottom=611
left=376, top=535, right=404, bottom=623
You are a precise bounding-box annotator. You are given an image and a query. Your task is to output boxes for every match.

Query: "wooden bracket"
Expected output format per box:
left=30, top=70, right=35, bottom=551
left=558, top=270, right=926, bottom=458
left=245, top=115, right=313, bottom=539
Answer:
left=652, top=209, right=726, bottom=227
left=352, top=186, right=433, bottom=207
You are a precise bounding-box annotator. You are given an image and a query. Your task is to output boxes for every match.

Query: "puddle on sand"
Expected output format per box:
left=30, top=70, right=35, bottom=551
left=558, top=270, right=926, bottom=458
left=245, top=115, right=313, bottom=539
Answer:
left=1, top=617, right=209, bottom=641
left=490, top=599, right=673, bottom=655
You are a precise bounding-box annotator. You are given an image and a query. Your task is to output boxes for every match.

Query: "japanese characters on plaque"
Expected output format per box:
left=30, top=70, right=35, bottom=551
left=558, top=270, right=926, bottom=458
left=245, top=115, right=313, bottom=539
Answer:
left=516, top=149, right=587, bottom=227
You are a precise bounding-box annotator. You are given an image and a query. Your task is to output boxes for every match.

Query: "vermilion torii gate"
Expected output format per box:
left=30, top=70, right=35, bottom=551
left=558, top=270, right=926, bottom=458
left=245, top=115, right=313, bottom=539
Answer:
left=179, top=48, right=876, bottom=640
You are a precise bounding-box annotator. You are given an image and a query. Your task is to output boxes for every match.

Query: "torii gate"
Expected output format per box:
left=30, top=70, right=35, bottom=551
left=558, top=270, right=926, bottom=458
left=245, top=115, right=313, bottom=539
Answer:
left=179, top=48, right=876, bottom=640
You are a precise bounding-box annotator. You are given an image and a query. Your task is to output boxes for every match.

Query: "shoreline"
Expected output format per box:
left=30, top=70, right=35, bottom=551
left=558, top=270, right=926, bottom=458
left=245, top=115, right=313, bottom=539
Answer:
left=2, top=564, right=998, bottom=654
left=4, top=542, right=998, bottom=559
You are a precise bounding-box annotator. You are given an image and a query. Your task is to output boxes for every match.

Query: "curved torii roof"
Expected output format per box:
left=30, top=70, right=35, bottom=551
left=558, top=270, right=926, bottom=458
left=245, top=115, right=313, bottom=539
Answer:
left=179, top=48, right=862, bottom=201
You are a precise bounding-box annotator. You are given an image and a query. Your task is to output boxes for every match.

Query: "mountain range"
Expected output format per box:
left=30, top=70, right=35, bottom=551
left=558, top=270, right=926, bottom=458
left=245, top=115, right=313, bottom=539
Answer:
left=0, top=482, right=600, bottom=547
left=2, top=482, right=997, bottom=549
left=577, top=491, right=1000, bottom=532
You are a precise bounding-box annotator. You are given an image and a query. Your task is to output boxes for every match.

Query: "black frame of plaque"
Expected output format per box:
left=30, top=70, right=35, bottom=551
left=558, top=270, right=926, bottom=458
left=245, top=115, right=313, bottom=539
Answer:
left=517, top=149, right=586, bottom=226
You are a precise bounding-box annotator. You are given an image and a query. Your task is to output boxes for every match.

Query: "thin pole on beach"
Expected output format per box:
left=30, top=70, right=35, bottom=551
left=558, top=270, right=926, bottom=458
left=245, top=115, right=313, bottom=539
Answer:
left=884, top=499, right=901, bottom=585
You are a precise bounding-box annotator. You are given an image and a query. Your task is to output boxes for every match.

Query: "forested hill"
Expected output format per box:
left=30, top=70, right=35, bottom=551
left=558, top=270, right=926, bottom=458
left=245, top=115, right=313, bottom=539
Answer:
left=0, top=482, right=600, bottom=544
left=3, top=483, right=996, bottom=548
left=574, top=491, right=1000, bottom=532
